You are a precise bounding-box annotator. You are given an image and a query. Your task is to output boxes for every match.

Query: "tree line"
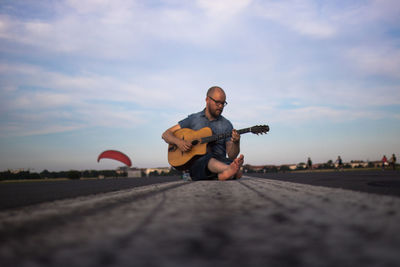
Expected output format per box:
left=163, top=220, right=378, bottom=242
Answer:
left=0, top=168, right=183, bottom=181
left=0, top=169, right=127, bottom=181
left=243, top=160, right=382, bottom=174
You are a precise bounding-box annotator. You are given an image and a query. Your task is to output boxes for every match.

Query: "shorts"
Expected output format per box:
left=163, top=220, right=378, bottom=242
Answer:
left=189, top=153, right=233, bottom=181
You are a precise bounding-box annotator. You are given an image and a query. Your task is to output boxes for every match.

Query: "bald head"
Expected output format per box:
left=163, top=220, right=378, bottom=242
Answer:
left=205, top=86, right=227, bottom=119
left=207, top=86, right=225, bottom=98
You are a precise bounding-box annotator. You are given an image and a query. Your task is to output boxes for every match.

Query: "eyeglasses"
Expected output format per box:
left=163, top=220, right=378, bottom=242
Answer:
left=208, top=96, right=228, bottom=107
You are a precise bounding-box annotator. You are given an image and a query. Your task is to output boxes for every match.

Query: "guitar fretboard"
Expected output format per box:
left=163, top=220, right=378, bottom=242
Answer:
left=200, top=127, right=252, bottom=144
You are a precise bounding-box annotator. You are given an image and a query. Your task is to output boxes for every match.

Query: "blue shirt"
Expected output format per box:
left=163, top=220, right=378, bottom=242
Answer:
left=179, top=109, right=233, bottom=161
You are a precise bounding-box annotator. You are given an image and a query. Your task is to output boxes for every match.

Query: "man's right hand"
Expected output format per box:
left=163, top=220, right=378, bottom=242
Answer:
left=178, top=139, right=192, bottom=152
left=162, top=124, right=192, bottom=152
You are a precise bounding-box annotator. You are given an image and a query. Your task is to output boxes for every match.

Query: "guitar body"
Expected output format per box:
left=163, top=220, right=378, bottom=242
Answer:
left=168, top=127, right=212, bottom=170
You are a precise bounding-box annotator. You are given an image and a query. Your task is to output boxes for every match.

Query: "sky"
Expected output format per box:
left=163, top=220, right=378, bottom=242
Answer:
left=0, top=0, right=399, bottom=172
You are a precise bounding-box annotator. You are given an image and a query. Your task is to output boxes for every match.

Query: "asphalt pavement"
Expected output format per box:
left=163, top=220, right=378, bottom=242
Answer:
left=0, top=176, right=180, bottom=210
left=248, top=170, right=400, bottom=197
left=2, top=170, right=398, bottom=211
left=0, top=171, right=399, bottom=267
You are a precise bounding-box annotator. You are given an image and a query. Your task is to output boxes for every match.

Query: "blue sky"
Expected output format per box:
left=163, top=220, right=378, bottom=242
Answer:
left=0, top=0, right=399, bottom=171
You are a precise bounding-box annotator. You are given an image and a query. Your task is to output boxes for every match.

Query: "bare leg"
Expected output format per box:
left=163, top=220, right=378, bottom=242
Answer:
left=207, top=158, right=230, bottom=175
left=208, top=155, right=244, bottom=181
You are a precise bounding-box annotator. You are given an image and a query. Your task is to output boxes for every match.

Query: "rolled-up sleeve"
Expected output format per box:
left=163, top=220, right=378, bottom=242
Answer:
left=178, top=115, right=192, bottom=129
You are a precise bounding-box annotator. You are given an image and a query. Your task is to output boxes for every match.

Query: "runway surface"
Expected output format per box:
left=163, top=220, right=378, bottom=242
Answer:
left=0, top=176, right=180, bottom=210
left=248, top=170, right=400, bottom=197
left=1, top=171, right=400, bottom=267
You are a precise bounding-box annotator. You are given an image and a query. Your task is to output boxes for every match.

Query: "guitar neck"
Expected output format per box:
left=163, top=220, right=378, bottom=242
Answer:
left=201, top=127, right=252, bottom=144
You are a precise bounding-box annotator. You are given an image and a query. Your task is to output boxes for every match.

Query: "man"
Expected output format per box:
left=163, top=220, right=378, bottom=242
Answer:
left=162, top=86, right=244, bottom=181
left=335, top=156, right=343, bottom=171
left=307, top=157, right=313, bottom=170
left=382, top=155, right=388, bottom=171
left=390, top=154, right=396, bottom=171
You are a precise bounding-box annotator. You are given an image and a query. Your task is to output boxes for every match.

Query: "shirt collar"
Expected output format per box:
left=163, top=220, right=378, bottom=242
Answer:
left=201, top=108, right=221, bottom=121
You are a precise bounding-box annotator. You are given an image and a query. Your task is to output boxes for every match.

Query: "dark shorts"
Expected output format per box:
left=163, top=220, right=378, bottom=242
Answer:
left=189, top=153, right=233, bottom=181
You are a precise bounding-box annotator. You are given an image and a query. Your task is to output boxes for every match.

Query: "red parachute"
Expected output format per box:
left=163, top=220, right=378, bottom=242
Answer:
left=97, top=150, right=132, bottom=167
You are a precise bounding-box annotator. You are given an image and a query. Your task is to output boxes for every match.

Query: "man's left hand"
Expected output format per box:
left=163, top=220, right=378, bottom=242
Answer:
left=231, top=129, right=240, bottom=144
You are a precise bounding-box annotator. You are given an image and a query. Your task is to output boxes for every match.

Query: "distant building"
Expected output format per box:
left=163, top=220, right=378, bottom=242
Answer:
left=117, top=166, right=142, bottom=178
left=116, top=166, right=172, bottom=178
left=144, top=167, right=170, bottom=177
left=349, top=160, right=368, bottom=168
left=9, top=168, right=29, bottom=174
left=127, top=168, right=142, bottom=178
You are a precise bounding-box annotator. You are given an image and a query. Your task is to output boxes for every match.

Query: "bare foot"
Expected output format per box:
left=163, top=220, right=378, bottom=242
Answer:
left=218, top=160, right=239, bottom=181
left=234, top=154, right=244, bottom=179
left=235, top=154, right=244, bottom=166
left=235, top=170, right=243, bottom=179
left=218, top=154, right=244, bottom=181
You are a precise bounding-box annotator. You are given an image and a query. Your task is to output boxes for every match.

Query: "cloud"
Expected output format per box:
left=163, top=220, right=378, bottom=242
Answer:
left=346, top=45, right=400, bottom=79
left=0, top=61, right=214, bottom=136
left=346, top=0, right=400, bottom=25
left=1, top=0, right=399, bottom=138
left=0, top=0, right=253, bottom=59
left=1, top=123, right=82, bottom=137
left=13, top=92, right=73, bottom=109
left=0, top=2, right=144, bottom=57
left=253, top=0, right=400, bottom=40
left=197, top=0, right=251, bottom=19
left=253, top=0, right=337, bottom=38
left=228, top=103, right=388, bottom=129
left=0, top=63, right=162, bottom=136
left=0, top=63, right=174, bottom=105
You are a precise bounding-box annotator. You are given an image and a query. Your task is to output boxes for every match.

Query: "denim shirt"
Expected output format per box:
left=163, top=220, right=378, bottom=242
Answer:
left=179, top=109, right=233, bottom=161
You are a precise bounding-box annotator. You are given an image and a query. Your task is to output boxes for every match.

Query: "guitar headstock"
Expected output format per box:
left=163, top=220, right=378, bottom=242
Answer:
left=250, top=125, right=269, bottom=135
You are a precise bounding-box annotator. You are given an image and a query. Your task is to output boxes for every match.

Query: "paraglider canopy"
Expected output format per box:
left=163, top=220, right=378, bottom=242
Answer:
left=97, top=150, right=132, bottom=167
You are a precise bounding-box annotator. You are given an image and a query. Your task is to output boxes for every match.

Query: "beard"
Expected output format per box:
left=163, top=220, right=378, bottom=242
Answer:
left=210, top=106, right=223, bottom=118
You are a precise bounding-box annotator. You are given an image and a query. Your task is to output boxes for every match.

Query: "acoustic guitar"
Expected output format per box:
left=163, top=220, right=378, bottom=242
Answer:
left=168, top=125, right=269, bottom=170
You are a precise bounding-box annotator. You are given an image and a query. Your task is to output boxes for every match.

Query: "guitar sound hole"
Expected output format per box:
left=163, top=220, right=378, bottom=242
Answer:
left=192, top=140, right=199, bottom=145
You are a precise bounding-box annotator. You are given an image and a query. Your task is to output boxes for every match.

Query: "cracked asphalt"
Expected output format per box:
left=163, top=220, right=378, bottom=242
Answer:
left=1, top=175, right=400, bottom=267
